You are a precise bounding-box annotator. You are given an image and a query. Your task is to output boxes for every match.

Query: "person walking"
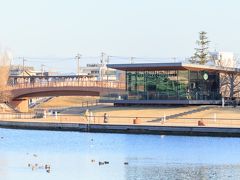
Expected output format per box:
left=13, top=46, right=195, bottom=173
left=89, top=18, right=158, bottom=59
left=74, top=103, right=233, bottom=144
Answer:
left=84, top=109, right=89, bottom=123
left=89, top=111, right=94, bottom=123
left=103, top=113, right=108, bottom=123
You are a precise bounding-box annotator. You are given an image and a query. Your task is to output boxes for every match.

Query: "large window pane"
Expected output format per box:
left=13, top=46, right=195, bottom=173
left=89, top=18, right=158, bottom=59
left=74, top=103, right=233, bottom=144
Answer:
left=126, top=70, right=220, bottom=101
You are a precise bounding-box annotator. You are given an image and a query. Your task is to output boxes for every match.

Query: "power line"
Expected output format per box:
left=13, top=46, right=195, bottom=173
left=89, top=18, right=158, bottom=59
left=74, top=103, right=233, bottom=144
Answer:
left=13, top=57, right=74, bottom=61
left=12, top=54, right=189, bottom=65
left=13, top=56, right=101, bottom=62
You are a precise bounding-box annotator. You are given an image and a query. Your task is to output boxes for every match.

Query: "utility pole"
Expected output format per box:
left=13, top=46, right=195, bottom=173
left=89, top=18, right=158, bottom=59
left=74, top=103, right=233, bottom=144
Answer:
left=75, top=53, right=81, bottom=75
left=100, top=52, right=105, bottom=66
left=41, top=64, right=46, bottom=76
left=106, top=56, right=110, bottom=82
left=106, top=55, right=110, bottom=64
left=100, top=52, right=106, bottom=81
left=130, top=57, right=135, bottom=64
left=22, top=57, right=26, bottom=76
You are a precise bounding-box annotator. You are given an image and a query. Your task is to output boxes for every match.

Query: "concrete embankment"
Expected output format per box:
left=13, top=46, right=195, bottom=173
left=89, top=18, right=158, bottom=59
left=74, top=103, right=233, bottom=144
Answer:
left=0, top=120, right=240, bottom=137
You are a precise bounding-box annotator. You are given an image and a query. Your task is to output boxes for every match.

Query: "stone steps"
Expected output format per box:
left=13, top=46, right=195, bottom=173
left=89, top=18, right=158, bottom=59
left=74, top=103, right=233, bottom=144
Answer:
left=149, top=106, right=215, bottom=122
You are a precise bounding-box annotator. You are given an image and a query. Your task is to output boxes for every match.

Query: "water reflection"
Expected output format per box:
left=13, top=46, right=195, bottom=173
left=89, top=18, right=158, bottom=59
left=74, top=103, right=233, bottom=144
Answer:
left=0, top=157, right=7, bottom=178
left=126, top=164, right=240, bottom=180
left=0, top=128, right=240, bottom=180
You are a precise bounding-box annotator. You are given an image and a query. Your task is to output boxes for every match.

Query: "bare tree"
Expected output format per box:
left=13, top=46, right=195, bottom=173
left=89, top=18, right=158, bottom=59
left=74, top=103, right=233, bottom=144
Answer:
left=0, top=50, right=12, bottom=102
left=218, top=55, right=240, bottom=101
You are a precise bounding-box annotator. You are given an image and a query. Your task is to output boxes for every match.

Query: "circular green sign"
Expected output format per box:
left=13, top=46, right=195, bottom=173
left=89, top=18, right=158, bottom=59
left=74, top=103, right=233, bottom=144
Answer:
left=203, top=73, right=208, bottom=80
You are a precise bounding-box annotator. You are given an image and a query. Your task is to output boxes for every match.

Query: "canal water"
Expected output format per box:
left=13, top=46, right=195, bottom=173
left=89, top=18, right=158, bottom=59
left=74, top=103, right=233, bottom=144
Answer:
left=0, top=128, right=240, bottom=180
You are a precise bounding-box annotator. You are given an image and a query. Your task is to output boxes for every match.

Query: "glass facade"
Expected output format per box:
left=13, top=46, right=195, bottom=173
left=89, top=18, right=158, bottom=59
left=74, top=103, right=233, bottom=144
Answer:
left=126, top=70, right=220, bottom=100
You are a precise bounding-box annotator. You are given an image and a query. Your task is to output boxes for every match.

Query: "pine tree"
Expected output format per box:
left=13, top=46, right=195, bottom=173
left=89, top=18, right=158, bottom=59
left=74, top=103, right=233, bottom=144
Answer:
left=190, top=31, right=210, bottom=65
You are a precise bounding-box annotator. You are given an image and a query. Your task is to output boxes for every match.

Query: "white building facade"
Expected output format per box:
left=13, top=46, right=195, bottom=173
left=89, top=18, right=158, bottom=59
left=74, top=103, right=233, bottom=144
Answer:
left=209, top=51, right=236, bottom=68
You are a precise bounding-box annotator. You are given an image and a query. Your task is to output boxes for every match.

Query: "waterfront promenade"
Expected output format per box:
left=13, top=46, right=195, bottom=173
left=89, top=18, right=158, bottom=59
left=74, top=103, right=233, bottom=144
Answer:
left=2, top=105, right=240, bottom=127
left=1, top=105, right=240, bottom=137
left=1, top=118, right=240, bottom=137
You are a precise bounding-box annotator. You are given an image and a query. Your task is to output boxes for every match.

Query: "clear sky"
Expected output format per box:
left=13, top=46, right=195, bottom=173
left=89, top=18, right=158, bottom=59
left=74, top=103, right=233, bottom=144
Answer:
left=0, top=0, right=240, bottom=72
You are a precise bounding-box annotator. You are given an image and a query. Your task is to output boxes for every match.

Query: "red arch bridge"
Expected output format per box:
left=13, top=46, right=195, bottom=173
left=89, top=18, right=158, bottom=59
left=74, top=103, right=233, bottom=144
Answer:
left=4, top=75, right=125, bottom=112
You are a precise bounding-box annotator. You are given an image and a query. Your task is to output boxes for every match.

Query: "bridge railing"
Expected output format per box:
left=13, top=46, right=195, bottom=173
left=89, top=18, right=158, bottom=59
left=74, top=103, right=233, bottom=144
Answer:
left=8, top=80, right=126, bottom=90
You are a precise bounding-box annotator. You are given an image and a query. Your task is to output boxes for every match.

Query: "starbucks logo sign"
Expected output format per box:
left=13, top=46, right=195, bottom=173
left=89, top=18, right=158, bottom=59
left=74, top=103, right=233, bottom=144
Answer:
left=203, top=73, right=208, bottom=80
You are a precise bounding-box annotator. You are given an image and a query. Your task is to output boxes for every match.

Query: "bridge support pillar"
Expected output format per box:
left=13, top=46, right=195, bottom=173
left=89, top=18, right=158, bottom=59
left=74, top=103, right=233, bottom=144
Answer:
left=10, top=99, right=29, bottom=112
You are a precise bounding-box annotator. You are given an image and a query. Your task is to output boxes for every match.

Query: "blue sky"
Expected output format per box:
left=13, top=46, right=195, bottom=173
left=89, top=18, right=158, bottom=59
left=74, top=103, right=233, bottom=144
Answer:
left=0, top=0, right=240, bottom=72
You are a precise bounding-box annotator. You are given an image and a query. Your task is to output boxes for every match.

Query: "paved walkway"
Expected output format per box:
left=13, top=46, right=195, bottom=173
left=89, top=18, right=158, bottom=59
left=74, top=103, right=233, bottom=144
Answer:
left=1, top=106, right=240, bottom=128
left=1, top=115, right=240, bottom=128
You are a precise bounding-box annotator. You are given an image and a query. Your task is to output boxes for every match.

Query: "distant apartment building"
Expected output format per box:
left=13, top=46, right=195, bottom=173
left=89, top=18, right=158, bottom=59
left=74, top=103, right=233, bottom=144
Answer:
left=10, top=65, right=59, bottom=76
left=79, top=63, right=124, bottom=81
left=209, top=51, right=236, bottom=68
left=10, top=65, right=35, bottom=76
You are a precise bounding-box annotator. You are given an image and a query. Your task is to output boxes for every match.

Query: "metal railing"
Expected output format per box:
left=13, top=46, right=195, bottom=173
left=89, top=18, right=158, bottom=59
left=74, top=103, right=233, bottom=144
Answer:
left=0, top=113, right=240, bottom=128
left=157, top=117, right=240, bottom=128
left=100, top=91, right=221, bottom=101
left=34, top=100, right=100, bottom=111
left=0, top=113, right=35, bottom=119
left=7, top=80, right=126, bottom=90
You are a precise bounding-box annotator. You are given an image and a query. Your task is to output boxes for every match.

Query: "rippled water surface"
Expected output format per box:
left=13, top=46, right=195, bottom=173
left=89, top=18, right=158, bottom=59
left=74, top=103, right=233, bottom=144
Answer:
left=0, top=128, right=240, bottom=180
